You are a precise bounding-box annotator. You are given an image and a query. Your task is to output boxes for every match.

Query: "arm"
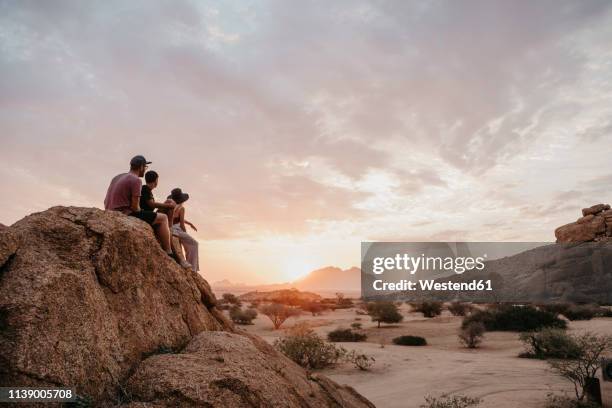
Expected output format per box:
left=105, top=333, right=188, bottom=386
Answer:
left=150, top=200, right=175, bottom=210
left=130, top=195, right=141, bottom=213
left=184, top=220, right=198, bottom=232
left=178, top=207, right=187, bottom=232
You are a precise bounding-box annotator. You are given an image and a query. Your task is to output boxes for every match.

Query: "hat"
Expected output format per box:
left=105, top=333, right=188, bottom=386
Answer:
left=169, top=188, right=189, bottom=204
left=130, top=155, right=152, bottom=167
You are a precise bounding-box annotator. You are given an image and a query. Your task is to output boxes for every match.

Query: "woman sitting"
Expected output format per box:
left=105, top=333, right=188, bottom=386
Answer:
left=168, top=188, right=199, bottom=272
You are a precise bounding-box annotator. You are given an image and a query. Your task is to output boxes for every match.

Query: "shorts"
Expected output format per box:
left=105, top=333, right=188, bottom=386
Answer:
left=129, top=210, right=157, bottom=225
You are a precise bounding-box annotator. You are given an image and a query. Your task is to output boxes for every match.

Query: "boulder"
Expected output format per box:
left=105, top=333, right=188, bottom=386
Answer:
left=125, top=331, right=374, bottom=408
left=582, top=203, right=609, bottom=216
left=577, top=214, right=595, bottom=224
left=555, top=215, right=606, bottom=243
left=0, top=207, right=373, bottom=407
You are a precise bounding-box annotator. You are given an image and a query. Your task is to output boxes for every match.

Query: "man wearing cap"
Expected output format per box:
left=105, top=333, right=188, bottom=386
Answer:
left=104, top=155, right=175, bottom=261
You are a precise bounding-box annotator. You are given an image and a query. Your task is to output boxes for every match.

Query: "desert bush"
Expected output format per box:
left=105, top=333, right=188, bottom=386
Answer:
left=563, top=304, right=599, bottom=321
left=519, top=328, right=581, bottom=359
left=540, top=303, right=607, bottom=321
left=221, top=293, right=241, bottom=306
left=334, top=293, right=354, bottom=309
left=413, top=301, right=443, bottom=318
left=597, top=307, right=612, bottom=317
left=274, top=328, right=346, bottom=369
left=548, top=332, right=612, bottom=401
left=458, top=322, right=485, bottom=349
left=229, top=305, right=258, bottom=325
left=447, top=302, right=472, bottom=317
left=351, top=322, right=362, bottom=329
left=393, top=335, right=427, bottom=346
left=327, top=328, right=367, bottom=342
left=300, top=301, right=328, bottom=316
left=420, top=394, right=481, bottom=408
left=346, top=350, right=375, bottom=371
left=545, top=394, right=601, bottom=408
left=366, top=301, right=403, bottom=327
left=462, top=305, right=566, bottom=332
left=259, top=302, right=300, bottom=330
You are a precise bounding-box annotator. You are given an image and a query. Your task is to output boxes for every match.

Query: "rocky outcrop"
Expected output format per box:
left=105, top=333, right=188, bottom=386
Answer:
left=0, top=207, right=373, bottom=407
left=555, top=203, right=612, bottom=243
left=124, top=331, right=373, bottom=407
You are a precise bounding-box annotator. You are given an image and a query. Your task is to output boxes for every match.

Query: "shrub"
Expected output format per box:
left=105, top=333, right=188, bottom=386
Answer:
left=366, top=301, right=403, bottom=327
left=274, top=329, right=345, bottom=369
left=229, top=306, right=258, bottom=325
left=458, top=322, right=485, bottom=349
left=393, top=335, right=427, bottom=346
left=519, top=328, right=581, bottom=359
left=414, top=301, right=443, bottom=318
left=351, top=322, right=362, bottom=329
left=545, top=394, right=601, bottom=408
left=447, top=302, right=472, bottom=317
left=548, top=332, right=612, bottom=401
left=597, top=307, right=612, bottom=317
left=540, top=303, right=606, bottom=321
left=346, top=350, right=375, bottom=371
left=462, top=305, right=566, bottom=332
left=259, top=303, right=300, bottom=330
left=420, top=395, right=481, bottom=408
left=301, top=301, right=328, bottom=316
left=334, top=292, right=354, bottom=309
left=327, top=328, right=367, bottom=342
left=563, top=304, right=598, bottom=321
left=221, top=293, right=241, bottom=306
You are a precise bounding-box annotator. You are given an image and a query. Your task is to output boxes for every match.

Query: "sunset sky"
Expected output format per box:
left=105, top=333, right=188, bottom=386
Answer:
left=2, top=1, right=612, bottom=284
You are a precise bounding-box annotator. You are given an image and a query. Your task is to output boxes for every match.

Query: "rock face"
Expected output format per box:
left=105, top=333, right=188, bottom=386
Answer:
left=555, top=203, right=612, bottom=243
left=0, top=207, right=373, bottom=407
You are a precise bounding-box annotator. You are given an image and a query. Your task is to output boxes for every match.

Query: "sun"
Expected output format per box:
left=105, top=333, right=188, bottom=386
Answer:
left=280, top=256, right=318, bottom=282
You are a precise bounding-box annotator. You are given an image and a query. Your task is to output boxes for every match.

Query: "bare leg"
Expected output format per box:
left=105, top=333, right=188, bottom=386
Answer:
left=152, top=213, right=171, bottom=252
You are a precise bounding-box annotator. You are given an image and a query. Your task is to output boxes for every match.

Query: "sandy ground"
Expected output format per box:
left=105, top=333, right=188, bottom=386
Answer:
left=234, top=304, right=612, bottom=408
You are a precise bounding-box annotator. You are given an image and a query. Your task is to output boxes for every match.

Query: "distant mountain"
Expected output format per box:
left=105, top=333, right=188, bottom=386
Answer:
left=293, top=266, right=361, bottom=292
left=212, top=266, right=361, bottom=296
left=428, top=242, right=612, bottom=303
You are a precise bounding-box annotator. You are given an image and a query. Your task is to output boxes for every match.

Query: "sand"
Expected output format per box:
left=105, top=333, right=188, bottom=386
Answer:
left=236, top=304, right=612, bottom=408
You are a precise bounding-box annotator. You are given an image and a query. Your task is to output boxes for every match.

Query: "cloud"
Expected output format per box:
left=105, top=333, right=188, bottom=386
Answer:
left=1, top=1, right=612, bottom=281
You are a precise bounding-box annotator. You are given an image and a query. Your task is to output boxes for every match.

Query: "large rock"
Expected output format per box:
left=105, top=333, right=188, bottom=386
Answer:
left=582, top=203, right=610, bottom=216
left=555, top=216, right=605, bottom=243
left=0, top=207, right=373, bottom=407
left=125, top=331, right=374, bottom=408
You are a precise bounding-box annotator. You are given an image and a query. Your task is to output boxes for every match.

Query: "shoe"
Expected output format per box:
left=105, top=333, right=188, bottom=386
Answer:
left=168, top=252, right=180, bottom=265
left=180, top=260, right=192, bottom=269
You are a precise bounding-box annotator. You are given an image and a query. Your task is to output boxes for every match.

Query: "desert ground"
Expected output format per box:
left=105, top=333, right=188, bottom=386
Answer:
left=232, top=303, right=612, bottom=408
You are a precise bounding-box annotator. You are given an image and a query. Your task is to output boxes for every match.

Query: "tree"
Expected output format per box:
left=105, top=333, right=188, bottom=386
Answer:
left=548, top=332, right=612, bottom=401
left=259, top=303, right=300, bottom=330
left=366, top=301, right=403, bottom=328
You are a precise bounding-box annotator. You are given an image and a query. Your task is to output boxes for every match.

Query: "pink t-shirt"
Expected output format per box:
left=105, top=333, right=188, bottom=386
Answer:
left=104, top=173, right=142, bottom=214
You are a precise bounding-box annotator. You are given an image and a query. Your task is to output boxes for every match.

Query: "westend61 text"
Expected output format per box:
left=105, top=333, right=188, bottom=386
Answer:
left=372, top=279, right=493, bottom=291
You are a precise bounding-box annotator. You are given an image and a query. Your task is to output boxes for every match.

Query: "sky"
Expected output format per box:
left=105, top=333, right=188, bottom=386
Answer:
left=1, top=0, right=612, bottom=284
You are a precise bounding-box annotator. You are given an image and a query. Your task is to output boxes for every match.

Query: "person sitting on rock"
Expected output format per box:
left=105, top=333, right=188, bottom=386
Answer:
left=140, top=170, right=177, bottom=224
left=168, top=188, right=199, bottom=272
left=104, top=155, right=177, bottom=263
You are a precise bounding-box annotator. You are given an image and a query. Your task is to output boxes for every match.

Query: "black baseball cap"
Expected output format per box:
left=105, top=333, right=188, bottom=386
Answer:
left=130, top=155, right=152, bottom=167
